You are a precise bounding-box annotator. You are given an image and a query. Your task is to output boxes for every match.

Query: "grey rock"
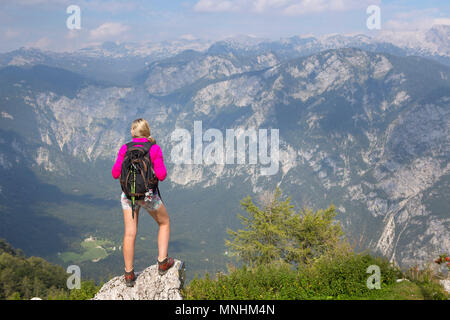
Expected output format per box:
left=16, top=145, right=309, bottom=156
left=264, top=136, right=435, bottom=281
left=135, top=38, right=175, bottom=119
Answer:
left=440, top=279, right=450, bottom=293
left=93, top=260, right=185, bottom=300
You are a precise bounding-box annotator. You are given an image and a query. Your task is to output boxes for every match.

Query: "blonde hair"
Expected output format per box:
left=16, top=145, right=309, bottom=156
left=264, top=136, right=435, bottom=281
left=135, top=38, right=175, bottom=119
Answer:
left=131, top=118, right=156, bottom=143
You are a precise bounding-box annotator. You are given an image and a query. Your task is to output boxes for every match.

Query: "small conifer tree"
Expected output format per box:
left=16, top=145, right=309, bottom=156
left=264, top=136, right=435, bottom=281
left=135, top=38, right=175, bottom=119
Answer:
left=226, top=188, right=345, bottom=267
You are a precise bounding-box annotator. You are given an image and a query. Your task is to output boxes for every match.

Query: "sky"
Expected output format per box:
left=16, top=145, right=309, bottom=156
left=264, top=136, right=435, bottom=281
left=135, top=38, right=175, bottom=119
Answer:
left=0, top=0, right=449, bottom=53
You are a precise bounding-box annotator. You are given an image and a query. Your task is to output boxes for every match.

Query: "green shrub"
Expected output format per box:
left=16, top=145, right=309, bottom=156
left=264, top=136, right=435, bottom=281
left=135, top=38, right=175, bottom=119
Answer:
left=68, top=280, right=101, bottom=300
left=184, top=252, right=402, bottom=300
left=184, top=262, right=304, bottom=300
left=304, top=251, right=401, bottom=298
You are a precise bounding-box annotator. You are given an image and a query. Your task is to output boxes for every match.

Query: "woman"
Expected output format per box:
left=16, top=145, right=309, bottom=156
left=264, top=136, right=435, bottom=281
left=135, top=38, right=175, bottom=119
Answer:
left=112, top=118, right=174, bottom=287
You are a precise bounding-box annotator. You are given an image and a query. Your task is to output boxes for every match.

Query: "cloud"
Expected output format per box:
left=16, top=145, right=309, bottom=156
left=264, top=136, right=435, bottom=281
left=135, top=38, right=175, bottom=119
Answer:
left=281, top=0, right=366, bottom=15
left=193, top=0, right=376, bottom=15
left=385, top=17, right=450, bottom=31
left=179, top=34, right=198, bottom=41
left=384, top=8, right=450, bottom=31
left=89, top=22, right=130, bottom=40
left=25, top=37, right=51, bottom=49
left=432, top=18, right=450, bottom=26
left=65, top=29, right=81, bottom=40
left=194, top=0, right=241, bottom=13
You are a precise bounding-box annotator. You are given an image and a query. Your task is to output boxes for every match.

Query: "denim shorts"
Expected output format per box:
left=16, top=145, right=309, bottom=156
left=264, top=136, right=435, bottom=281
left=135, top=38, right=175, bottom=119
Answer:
left=120, top=191, right=163, bottom=212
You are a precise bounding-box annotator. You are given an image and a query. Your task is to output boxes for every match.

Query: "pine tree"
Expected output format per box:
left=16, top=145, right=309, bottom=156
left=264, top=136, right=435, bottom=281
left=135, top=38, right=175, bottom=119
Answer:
left=226, top=188, right=346, bottom=267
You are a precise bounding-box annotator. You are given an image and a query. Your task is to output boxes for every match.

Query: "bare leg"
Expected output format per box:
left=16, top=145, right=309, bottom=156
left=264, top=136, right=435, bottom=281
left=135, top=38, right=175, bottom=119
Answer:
left=123, top=207, right=139, bottom=272
left=146, top=203, right=170, bottom=262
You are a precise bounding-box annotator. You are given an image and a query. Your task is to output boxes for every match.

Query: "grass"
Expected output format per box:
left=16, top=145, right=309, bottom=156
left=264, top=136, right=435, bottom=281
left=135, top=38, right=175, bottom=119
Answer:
left=344, top=280, right=446, bottom=300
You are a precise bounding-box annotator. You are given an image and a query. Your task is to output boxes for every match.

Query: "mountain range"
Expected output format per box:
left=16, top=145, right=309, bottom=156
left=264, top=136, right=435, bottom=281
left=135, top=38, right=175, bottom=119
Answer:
left=0, top=25, right=448, bottom=281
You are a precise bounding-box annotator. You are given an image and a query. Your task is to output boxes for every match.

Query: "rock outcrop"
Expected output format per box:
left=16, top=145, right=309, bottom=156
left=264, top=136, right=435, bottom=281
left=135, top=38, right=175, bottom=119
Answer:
left=93, top=260, right=185, bottom=300
left=440, top=280, right=450, bottom=294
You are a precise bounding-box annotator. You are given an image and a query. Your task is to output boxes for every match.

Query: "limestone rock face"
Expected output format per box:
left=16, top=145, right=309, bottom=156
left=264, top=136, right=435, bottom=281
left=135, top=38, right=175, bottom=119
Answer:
left=93, top=260, right=185, bottom=300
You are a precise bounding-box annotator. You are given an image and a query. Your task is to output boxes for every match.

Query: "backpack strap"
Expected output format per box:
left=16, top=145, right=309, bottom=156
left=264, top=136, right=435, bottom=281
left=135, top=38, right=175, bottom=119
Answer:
left=141, top=141, right=156, bottom=155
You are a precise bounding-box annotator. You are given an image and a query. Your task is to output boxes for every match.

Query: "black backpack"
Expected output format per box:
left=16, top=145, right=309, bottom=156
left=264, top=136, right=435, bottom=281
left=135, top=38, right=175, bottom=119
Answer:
left=119, top=141, right=160, bottom=217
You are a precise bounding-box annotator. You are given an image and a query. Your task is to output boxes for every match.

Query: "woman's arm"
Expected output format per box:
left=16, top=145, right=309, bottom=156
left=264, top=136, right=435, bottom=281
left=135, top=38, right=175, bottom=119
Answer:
left=112, top=144, right=127, bottom=179
left=150, top=144, right=167, bottom=181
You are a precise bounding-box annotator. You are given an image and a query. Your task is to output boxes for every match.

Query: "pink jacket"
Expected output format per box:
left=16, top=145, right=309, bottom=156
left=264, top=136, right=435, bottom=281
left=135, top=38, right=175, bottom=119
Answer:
left=111, top=137, right=167, bottom=181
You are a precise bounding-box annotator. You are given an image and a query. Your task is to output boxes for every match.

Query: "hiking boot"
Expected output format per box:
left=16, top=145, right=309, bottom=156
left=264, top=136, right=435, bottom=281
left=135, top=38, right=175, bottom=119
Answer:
left=158, top=257, right=174, bottom=276
left=124, top=269, right=136, bottom=287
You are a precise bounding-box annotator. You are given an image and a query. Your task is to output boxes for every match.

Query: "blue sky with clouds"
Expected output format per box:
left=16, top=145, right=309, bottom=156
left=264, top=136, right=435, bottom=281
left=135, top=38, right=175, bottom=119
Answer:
left=0, top=0, right=449, bottom=52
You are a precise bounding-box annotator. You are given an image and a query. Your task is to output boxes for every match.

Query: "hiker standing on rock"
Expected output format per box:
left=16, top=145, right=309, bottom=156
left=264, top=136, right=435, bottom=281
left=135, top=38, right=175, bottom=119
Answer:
left=112, top=118, right=174, bottom=287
